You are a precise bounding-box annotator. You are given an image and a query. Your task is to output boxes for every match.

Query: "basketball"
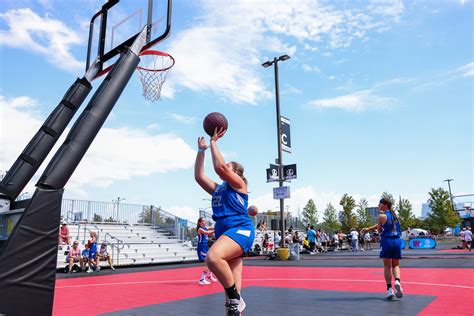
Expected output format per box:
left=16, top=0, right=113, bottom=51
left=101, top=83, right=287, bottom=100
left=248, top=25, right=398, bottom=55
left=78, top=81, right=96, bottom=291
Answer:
left=203, top=112, right=228, bottom=136
left=248, top=205, right=258, bottom=217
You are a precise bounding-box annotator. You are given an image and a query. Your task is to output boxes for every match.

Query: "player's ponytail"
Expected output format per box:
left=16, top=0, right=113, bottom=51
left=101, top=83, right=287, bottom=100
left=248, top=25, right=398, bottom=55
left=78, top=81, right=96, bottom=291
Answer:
left=196, top=217, right=205, bottom=231
left=230, top=161, right=247, bottom=185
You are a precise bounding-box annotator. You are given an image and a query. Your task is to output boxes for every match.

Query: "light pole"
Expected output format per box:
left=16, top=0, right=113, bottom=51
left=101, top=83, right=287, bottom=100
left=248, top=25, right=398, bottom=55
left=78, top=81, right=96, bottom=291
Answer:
left=262, top=54, right=290, bottom=248
left=443, top=179, right=455, bottom=211
left=113, top=197, right=125, bottom=222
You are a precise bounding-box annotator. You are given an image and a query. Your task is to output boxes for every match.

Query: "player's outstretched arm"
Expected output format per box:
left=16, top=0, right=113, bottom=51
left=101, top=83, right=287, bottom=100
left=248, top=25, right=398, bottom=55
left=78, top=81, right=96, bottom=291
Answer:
left=194, top=136, right=218, bottom=195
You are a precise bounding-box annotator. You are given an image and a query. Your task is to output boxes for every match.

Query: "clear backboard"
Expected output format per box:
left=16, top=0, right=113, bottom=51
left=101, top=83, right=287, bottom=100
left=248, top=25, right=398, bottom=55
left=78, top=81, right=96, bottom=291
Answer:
left=86, top=0, right=172, bottom=77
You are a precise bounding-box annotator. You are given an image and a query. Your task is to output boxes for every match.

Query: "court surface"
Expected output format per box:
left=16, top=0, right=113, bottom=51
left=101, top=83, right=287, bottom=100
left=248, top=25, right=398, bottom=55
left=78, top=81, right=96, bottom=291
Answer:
left=54, top=243, right=473, bottom=316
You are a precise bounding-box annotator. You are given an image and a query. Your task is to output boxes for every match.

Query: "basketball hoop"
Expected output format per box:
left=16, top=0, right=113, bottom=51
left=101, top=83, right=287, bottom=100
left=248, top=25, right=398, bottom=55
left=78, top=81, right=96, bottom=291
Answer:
left=137, top=50, right=175, bottom=102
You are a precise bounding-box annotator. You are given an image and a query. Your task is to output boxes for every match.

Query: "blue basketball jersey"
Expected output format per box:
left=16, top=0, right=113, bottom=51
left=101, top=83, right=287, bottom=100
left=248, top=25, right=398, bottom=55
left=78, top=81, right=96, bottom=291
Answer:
left=198, top=226, right=209, bottom=244
left=381, top=210, right=401, bottom=238
left=211, top=182, right=248, bottom=220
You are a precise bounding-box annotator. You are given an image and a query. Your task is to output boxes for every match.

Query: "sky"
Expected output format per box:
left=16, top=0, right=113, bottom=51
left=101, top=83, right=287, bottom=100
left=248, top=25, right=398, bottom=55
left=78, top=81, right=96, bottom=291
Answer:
left=0, top=0, right=473, bottom=223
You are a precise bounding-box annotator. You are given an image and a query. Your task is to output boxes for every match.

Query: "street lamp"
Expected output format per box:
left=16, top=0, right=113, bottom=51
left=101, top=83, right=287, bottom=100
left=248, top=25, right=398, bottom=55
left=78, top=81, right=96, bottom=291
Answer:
left=262, top=54, right=291, bottom=248
left=112, top=197, right=125, bottom=222
left=443, top=179, right=455, bottom=211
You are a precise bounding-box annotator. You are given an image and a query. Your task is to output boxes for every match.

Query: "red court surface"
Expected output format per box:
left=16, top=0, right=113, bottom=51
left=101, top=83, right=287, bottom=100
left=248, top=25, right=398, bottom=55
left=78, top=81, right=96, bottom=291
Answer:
left=53, top=266, right=473, bottom=315
left=436, top=249, right=472, bottom=253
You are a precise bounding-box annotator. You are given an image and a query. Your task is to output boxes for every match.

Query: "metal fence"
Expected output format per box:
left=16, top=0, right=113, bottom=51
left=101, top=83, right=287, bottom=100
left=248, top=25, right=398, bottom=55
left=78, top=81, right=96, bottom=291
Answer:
left=254, top=213, right=306, bottom=232
left=60, top=198, right=196, bottom=241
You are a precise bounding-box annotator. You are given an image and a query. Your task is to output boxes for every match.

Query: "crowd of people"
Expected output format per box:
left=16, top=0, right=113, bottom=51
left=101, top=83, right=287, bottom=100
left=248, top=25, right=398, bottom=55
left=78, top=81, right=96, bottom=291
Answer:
left=254, top=222, right=377, bottom=255
left=59, top=223, right=115, bottom=273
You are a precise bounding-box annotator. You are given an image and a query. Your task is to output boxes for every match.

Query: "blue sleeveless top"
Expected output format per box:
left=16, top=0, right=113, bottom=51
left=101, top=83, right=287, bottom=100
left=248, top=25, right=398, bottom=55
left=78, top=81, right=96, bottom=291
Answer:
left=211, top=182, right=248, bottom=220
left=381, top=210, right=401, bottom=238
left=197, top=226, right=209, bottom=244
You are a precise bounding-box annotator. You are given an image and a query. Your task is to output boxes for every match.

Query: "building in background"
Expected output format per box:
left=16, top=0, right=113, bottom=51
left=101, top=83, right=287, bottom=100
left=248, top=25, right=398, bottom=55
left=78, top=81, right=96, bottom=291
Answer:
left=367, top=207, right=379, bottom=223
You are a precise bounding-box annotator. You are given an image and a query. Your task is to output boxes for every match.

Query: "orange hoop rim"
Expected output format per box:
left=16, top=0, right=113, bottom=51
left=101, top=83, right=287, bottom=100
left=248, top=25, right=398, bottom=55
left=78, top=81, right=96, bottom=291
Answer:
left=137, top=50, right=175, bottom=72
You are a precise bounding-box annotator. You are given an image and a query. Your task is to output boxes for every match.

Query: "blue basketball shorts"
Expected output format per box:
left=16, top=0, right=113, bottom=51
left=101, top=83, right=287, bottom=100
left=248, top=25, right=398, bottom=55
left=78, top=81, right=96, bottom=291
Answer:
left=380, top=237, right=402, bottom=259
left=215, top=216, right=255, bottom=254
left=197, top=243, right=209, bottom=262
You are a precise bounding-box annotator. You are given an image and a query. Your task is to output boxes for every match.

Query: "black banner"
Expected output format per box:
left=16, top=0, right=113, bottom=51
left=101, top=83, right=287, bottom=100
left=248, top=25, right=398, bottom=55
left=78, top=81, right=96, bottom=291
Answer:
left=281, top=116, right=291, bottom=153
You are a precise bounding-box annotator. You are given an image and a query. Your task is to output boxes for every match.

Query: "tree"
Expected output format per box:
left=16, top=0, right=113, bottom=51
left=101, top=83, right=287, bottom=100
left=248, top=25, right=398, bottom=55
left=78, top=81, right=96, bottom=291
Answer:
left=93, top=213, right=103, bottom=222
left=356, top=198, right=373, bottom=229
left=322, top=203, right=340, bottom=233
left=426, top=188, right=460, bottom=233
left=302, top=199, right=318, bottom=227
left=395, top=197, right=416, bottom=230
left=138, top=205, right=161, bottom=225
left=381, top=192, right=395, bottom=206
left=339, top=194, right=357, bottom=232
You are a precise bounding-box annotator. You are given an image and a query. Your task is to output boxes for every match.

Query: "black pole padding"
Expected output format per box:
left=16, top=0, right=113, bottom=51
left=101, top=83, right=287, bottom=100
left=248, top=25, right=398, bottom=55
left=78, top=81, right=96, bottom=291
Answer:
left=0, top=188, right=63, bottom=316
left=38, top=50, right=140, bottom=190
left=0, top=77, right=92, bottom=200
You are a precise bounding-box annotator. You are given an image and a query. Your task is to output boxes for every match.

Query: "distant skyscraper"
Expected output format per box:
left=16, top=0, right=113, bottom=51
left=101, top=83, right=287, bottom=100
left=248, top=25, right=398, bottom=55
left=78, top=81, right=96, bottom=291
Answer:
left=367, top=207, right=379, bottom=222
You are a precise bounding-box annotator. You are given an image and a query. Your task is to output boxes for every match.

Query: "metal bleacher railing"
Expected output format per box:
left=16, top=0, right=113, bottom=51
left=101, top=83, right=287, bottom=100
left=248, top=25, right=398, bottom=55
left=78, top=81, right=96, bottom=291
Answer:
left=61, top=198, right=197, bottom=242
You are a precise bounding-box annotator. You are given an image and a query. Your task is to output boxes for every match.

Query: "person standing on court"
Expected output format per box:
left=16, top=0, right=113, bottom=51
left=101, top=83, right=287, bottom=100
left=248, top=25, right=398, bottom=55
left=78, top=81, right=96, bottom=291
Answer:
left=362, top=198, right=403, bottom=299
left=194, top=127, right=255, bottom=315
left=196, top=217, right=218, bottom=285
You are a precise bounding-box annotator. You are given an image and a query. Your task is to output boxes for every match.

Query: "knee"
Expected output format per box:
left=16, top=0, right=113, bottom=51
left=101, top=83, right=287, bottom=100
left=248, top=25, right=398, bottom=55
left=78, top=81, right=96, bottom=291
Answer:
left=205, top=250, right=220, bottom=266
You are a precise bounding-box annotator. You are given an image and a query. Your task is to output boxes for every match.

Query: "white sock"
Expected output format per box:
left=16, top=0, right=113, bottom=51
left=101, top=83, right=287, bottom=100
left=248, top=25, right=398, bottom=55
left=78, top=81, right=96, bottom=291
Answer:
left=200, top=271, right=207, bottom=279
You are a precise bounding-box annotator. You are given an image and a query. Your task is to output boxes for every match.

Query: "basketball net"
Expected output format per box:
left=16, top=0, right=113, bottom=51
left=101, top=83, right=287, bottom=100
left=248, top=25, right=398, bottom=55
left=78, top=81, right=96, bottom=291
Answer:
left=137, top=50, right=175, bottom=102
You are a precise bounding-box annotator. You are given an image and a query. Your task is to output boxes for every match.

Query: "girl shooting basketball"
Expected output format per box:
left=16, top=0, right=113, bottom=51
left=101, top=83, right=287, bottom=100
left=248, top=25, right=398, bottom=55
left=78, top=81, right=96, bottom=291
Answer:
left=194, top=126, right=254, bottom=316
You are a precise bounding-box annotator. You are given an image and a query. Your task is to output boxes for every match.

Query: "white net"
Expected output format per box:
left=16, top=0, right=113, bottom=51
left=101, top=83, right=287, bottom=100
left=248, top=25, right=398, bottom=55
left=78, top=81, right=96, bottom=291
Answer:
left=137, top=50, right=175, bottom=102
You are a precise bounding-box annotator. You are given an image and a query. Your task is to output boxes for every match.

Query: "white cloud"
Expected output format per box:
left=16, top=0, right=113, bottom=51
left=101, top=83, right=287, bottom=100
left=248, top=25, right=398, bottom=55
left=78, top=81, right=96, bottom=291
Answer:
left=456, top=62, right=474, bottom=77
left=168, top=113, right=197, bottom=124
left=252, top=185, right=426, bottom=221
left=0, top=95, right=195, bottom=197
left=165, top=0, right=405, bottom=104
left=308, top=90, right=396, bottom=111
left=413, top=61, right=474, bottom=91
left=302, top=64, right=320, bottom=73
left=164, top=205, right=198, bottom=223
left=282, top=84, right=302, bottom=95
left=0, top=8, right=83, bottom=73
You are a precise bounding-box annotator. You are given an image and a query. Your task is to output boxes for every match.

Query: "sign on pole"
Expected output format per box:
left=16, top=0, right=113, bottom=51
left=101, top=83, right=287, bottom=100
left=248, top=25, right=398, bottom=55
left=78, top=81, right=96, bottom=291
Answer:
left=266, top=164, right=280, bottom=182
left=283, top=164, right=297, bottom=180
left=273, top=186, right=290, bottom=199
left=280, top=116, right=291, bottom=153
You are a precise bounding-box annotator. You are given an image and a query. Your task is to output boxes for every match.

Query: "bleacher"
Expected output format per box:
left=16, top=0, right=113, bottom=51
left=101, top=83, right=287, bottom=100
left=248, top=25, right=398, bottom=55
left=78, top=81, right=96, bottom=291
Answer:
left=57, top=223, right=198, bottom=270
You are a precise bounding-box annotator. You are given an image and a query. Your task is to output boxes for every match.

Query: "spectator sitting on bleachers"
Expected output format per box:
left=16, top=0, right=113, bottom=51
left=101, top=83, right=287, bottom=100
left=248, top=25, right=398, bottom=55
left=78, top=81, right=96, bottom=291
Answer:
left=66, top=240, right=83, bottom=273
left=81, top=244, right=90, bottom=271
left=96, top=243, right=116, bottom=271
left=86, top=231, right=99, bottom=273
left=58, top=221, right=70, bottom=248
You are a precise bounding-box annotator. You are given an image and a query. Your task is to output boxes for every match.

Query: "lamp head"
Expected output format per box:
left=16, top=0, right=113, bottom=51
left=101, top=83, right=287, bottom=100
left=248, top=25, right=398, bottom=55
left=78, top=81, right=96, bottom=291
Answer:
left=261, top=61, right=272, bottom=68
left=279, top=54, right=290, bottom=61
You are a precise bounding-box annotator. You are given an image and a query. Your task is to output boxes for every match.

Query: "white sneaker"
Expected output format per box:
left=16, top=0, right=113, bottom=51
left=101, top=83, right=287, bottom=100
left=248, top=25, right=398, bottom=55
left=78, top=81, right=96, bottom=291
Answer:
left=394, top=280, right=403, bottom=298
left=226, top=297, right=246, bottom=315
left=199, top=278, right=211, bottom=285
left=238, top=297, right=246, bottom=312
left=207, top=274, right=218, bottom=282
left=386, top=288, right=395, bottom=299
left=86, top=268, right=93, bottom=273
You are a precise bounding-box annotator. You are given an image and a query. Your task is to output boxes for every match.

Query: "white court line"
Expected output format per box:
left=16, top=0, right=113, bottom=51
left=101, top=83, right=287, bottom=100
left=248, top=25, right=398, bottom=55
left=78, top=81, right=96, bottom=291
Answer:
left=56, top=278, right=474, bottom=290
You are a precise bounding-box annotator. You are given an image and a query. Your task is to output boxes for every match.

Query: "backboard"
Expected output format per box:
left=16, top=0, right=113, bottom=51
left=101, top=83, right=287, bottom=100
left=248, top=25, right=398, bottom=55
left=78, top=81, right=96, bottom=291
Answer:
left=86, top=0, right=172, bottom=77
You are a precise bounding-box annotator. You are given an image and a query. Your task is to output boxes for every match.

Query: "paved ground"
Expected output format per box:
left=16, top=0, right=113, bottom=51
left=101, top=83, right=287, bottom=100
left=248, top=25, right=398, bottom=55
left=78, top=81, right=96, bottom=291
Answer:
left=53, top=241, right=473, bottom=315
